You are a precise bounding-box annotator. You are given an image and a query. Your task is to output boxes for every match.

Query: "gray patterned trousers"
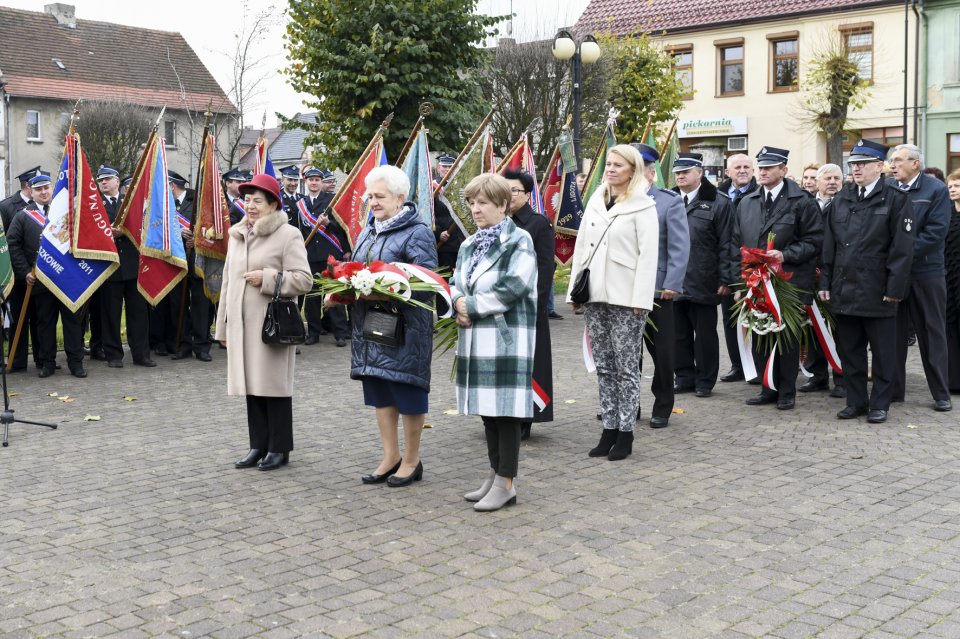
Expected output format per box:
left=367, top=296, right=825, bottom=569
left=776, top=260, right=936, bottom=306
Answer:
left=584, top=303, right=649, bottom=432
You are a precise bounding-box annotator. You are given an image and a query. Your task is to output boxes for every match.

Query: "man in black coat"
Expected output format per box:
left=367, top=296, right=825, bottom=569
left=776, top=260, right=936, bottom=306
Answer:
left=0, top=166, right=40, bottom=231
left=671, top=153, right=736, bottom=396
left=279, top=165, right=302, bottom=227
left=504, top=169, right=554, bottom=439
left=731, top=146, right=823, bottom=410
left=819, top=140, right=915, bottom=423
left=889, top=144, right=954, bottom=412
left=223, top=169, right=247, bottom=225
left=300, top=167, right=348, bottom=346
left=717, top=154, right=760, bottom=383
left=7, top=173, right=86, bottom=378
left=433, top=154, right=464, bottom=276
left=97, top=165, right=154, bottom=368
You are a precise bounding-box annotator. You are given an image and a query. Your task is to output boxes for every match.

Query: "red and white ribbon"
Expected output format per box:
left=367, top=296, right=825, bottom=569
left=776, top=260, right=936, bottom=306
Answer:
left=395, top=262, right=453, bottom=318
left=806, top=303, right=843, bottom=374
left=762, top=348, right=778, bottom=391
left=737, top=321, right=758, bottom=382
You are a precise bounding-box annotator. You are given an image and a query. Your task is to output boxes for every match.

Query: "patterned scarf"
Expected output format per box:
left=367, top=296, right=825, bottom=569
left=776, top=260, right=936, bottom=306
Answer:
left=373, top=206, right=409, bottom=235
left=467, top=219, right=507, bottom=282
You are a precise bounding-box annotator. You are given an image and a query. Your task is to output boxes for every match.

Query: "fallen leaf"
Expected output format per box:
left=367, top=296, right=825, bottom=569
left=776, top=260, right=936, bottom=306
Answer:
left=442, top=409, right=459, bottom=415
left=84, top=415, right=101, bottom=421
left=422, top=423, right=433, bottom=429
left=906, top=423, right=917, bottom=429
left=59, top=397, right=75, bottom=403
left=672, top=408, right=686, bottom=414
left=564, top=399, right=577, bottom=404
left=123, top=396, right=137, bottom=402
left=8, top=392, right=17, bottom=397
left=47, top=392, right=58, bottom=397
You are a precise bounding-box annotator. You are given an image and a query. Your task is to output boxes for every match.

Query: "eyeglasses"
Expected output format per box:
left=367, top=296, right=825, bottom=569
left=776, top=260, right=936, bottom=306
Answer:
left=510, top=188, right=527, bottom=194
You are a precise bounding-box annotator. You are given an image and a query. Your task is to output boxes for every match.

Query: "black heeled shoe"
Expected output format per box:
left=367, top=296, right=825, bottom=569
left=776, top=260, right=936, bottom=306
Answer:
left=257, top=452, right=290, bottom=471
left=361, top=459, right=402, bottom=484
left=386, top=461, right=423, bottom=487
left=234, top=448, right=265, bottom=468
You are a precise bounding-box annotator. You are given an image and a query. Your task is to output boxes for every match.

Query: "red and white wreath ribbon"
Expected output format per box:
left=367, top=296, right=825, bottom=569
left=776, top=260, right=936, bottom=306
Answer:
left=395, top=262, right=453, bottom=318
left=806, top=303, right=843, bottom=374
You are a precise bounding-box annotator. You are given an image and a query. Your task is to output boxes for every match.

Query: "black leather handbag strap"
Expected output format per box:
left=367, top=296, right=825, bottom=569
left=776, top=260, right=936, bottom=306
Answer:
left=272, top=272, right=283, bottom=301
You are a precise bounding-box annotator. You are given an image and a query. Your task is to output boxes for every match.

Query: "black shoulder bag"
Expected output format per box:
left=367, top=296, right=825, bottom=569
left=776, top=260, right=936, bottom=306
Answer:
left=262, top=272, right=306, bottom=346
left=569, top=220, right=613, bottom=304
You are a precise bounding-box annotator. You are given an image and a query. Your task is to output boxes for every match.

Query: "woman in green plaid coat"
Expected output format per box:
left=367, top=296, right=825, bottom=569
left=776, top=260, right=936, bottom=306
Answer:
left=451, top=174, right=538, bottom=512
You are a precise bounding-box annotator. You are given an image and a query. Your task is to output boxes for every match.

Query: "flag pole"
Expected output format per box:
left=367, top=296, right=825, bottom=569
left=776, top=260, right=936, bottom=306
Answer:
left=659, top=118, right=678, bottom=154
left=8, top=102, right=81, bottom=370
left=640, top=113, right=654, bottom=146
left=394, top=103, right=434, bottom=168
left=435, top=108, right=495, bottom=195
left=115, top=106, right=165, bottom=231
left=304, top=112, right=394, bottom=247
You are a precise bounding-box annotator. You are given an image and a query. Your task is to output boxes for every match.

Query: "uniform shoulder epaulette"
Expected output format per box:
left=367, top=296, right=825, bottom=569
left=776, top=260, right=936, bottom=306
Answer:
left=658, top=187, right=680, bottom=198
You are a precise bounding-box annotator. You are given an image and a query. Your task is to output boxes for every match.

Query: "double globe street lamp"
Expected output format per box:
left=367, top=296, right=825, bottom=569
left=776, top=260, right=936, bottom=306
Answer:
left=551, top=30, right=602, bottom=170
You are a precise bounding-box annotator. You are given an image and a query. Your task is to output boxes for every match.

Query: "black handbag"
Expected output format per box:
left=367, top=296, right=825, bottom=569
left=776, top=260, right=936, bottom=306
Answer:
left=570, top=221, right=613, bottom=304
left=262, top=272, right=306, bottom=346
left=362, top=304, right=405, bottom=347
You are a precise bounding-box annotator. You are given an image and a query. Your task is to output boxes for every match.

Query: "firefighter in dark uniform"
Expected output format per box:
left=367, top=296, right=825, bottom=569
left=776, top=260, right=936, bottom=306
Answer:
left=299, top=167, right=349, bottom=346
left=432, top=153, right=464, bottom=276
left=732, top=146, right=822, bottom=410
left=3, top=167, right=42, bottom=372
left=7, top=173, right=86, bottom=378
left=97, top=165, right=154, bottom=368
left=1, top=166, right=41, bottom=231
left=169, top=170, right=211, bottom=361
left=671, top=152, right=737, bottom=396
left=819, top=140, right=915, bottom=424
left=223, top=168, right=248, bottom=225
left=279, top=165, right=302, bottom=226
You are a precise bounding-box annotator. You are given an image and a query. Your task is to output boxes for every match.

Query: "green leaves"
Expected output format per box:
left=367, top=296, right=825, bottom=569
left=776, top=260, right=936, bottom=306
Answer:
left=285, top=0, right=502, bottom=168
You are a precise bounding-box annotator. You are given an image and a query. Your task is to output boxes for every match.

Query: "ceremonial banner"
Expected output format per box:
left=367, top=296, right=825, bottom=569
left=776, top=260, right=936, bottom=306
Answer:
left=0, top=224, right=14, bottom=302
left=582, top=121, right=616, bottom=204
left=552, top=129, right=585, bottom=266
left=541, top=146, right=560, bottom=224
left=36, top=134, right=119, bottom=312
left=254, top=135, right=277, bottom=178
left=332, top=137, right=387, bottom=247
left=497, top=132, right=543, bottom=214
left=646, top=129, right=666, bottom=188
left=193, top=128, right=231, bottom=302
left=401, top=127, right=434, bottom=229
left=659, top=126, right=680, bottom=189
left=138, top=139, right=188, bottom=304
left=439, top=125, right=492, bottom=237
left=482, top=126, right=496, bottom=173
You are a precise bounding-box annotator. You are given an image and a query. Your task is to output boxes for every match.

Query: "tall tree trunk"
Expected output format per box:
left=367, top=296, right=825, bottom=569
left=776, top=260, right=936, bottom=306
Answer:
left=826, top=132, right=844, bottom=166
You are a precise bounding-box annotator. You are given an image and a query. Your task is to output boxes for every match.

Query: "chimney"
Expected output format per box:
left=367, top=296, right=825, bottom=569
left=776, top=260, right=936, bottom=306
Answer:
left=44, top=4, right=76, bottom=29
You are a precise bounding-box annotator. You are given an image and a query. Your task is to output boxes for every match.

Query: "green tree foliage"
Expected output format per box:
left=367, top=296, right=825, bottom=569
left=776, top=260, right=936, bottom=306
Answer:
left=797, top=29, right=871, bottom=165
left=285, top=0, right=502, bottom=168
left=601, top=31, right=685, bottom=145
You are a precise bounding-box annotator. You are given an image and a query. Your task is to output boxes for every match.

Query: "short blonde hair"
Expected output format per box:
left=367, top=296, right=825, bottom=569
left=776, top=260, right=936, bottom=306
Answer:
left=948, top=169, right=960, bottom=183
left=463, top=173, right=512, bottom=209
left=603, top=144, right=648, bottom=202
left=802, top=162, right=821, bottom=173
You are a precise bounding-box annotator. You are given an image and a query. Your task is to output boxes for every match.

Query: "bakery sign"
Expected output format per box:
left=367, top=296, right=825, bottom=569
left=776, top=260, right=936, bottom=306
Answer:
left=678, top=116, right=747, bottom=138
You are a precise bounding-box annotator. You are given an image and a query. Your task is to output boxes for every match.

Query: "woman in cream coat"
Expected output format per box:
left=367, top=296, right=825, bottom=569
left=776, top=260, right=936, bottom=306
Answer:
left=567, top=144, right=659, bottom=461
left=215, top=174, right=313, bottom=471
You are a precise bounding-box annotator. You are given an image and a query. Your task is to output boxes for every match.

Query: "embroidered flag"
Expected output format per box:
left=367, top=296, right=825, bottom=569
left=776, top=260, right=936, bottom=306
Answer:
left=553, top=129, right=585, bottom=267
left=254, top=135, right=277, bottom=179
left=401, top=127, right=434, bottom=229
left=192, top=127, right=231, bottom=302
left=0, top=220, right=13, bottom=302
left=36, top=133, right=118, bottom=312
left=582, top=120, right=617, bottom=204
left=332, top=137, right=388, bottom=247
left=138, top=139, right=188, bottom=304
left=497, top=132, right=543, bottom=214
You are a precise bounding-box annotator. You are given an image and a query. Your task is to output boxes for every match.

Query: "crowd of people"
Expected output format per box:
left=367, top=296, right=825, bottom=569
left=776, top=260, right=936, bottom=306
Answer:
left=1, top=136, right=958, bottom=513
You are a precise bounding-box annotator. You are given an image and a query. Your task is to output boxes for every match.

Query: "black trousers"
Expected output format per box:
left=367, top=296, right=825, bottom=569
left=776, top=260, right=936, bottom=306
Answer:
left=481, top=416, right=521, bottom=478
left=754, top=341, right=800, bottom=400
left=150, top=296, right=172, bottom=351
left=804, top=334, right=844, bottom=387
left=8, top=282, right=40, bottom=369
left=87, top=290, right=102, bottom=353
left=642, top=298, right=675, bottom=419
left=304, top=261, right=348, bottom=339
left=894, top=278, right=950, bottom=402
left=101, top=279, right=150, bottom=362
left=34, top=292, right=84, bottom=371
left=674, top=300, right=720, bottom=392
left=168, top=277, right=212, bottom=356
left=246, top=395, right=294, bottom=453
left=720, top=294, right=742, bottom=371
left=837, top=314, right=897, bottom=411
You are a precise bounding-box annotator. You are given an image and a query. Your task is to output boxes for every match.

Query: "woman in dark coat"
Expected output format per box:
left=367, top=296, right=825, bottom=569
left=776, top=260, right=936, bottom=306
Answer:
left=333, top=165, right=439, bottom=487
left=503, top=169, right=554, bottom=439
left=945, top=169, right=960, bottom=393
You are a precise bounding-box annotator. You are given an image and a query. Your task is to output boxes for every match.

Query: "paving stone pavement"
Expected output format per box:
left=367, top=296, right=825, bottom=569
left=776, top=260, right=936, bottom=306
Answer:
left=1, top=312, right=959, bottom=639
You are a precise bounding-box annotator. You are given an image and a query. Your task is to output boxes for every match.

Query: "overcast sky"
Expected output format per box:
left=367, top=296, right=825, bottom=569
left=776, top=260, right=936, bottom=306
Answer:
left=3, top=0, right=590, bottom=127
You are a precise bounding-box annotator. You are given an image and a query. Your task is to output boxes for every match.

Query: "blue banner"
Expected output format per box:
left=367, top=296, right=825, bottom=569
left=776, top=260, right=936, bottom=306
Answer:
left=401, top=128, right=434, bottom=229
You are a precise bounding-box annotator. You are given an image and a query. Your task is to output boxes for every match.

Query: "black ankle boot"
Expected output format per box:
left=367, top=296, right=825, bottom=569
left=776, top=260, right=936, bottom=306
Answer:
left=589, top=428, right=619, bottom=457
left=608, top=431, right=633, bottom=461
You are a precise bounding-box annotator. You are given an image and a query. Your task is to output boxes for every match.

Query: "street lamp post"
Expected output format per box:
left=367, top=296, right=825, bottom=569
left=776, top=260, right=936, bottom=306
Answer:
left=552, top=30, right=601, bottom=171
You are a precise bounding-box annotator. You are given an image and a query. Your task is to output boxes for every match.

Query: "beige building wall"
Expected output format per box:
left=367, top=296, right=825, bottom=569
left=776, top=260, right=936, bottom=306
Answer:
left=653, top=5, right=914, bottom=175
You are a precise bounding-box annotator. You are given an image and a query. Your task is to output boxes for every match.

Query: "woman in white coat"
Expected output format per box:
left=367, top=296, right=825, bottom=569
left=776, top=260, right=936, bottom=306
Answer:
left=215, top=174, right=313, bottom=471
left=567, top=144, right=659, bottom=461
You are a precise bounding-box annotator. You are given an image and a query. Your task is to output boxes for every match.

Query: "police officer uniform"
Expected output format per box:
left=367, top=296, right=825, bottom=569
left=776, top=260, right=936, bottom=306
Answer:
left=635, top=143, right=690, bottom=428
left=671, top=153, right=736, bottom=395
left=732, top=146, right=823, bottom=409
left=7, top=174, right=86, bottom=378
left=819, top=140, right=915, bottom=423
left=97, top=165, right=154, bottom=368
left=0, top=166, right=40, bottom=231
left=299, top=167, right=349, bottom=345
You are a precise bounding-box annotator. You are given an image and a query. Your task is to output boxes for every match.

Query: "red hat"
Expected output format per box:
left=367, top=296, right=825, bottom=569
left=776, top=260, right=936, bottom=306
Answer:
left=238, top=173, right=282, bottom=207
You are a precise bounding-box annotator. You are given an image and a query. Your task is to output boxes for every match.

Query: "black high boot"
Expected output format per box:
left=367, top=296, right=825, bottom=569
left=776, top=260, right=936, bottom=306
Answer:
left=608, top=431, right=634, bottom=461
left=589, top=428, right=619, bottom=457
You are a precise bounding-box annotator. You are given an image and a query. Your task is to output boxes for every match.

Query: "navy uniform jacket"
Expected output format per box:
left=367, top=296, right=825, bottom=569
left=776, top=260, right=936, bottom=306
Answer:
left=820, top=181, right=915, bottom=317
left=0, top=192, right=31, bottom=231
left=102, top=194, right=139, bottom=282
left=281, top=190, right=302, bottom=228
left=226, top=195, right=245, bottom=225
left=299, top=191, right=346, bottom=265
left=7, top=205, right=48, bottom=293
left=731, top=178, right=822, bottom=301
left=887, top=172, right=952, bottom=281
left=673, top=178, right=736, bottom=305
left=647, top=186, right=690, bottom=298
